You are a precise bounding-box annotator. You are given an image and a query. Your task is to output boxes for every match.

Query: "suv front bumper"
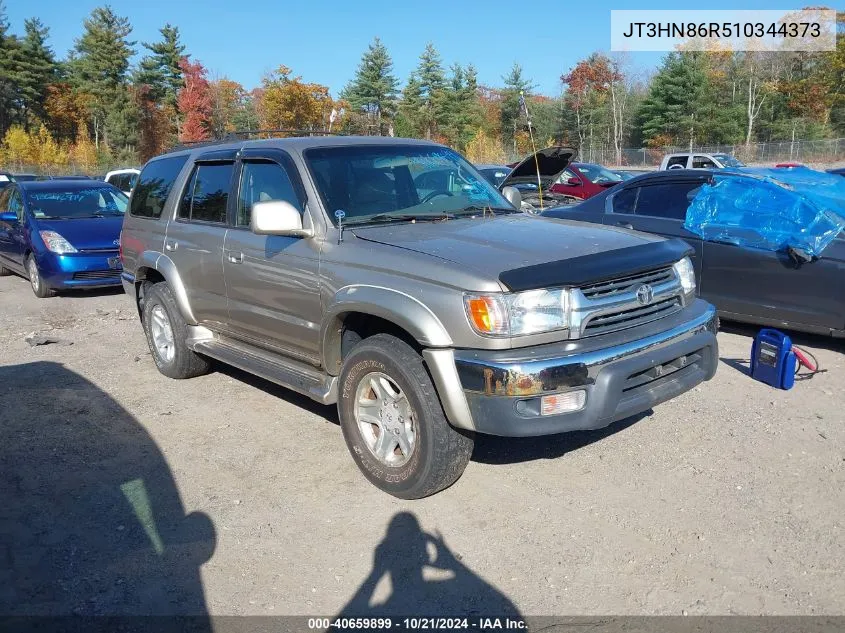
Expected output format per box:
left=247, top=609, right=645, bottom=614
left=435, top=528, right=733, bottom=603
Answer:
left=424, top=299, right=718, bottom=437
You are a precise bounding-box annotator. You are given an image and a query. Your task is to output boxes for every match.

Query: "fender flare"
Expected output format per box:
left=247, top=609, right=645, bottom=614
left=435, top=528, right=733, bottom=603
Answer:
left=321, top=284, right=453, bottom=375
left=135, top=251, right=198, bottom=325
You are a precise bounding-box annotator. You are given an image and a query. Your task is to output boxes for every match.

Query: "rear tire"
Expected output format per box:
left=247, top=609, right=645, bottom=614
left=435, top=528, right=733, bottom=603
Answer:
left=338, top=333, right=474, bottom=499
left=142, top=282, right=211, bottom=379
left=27, top=255, right=55, bottom=298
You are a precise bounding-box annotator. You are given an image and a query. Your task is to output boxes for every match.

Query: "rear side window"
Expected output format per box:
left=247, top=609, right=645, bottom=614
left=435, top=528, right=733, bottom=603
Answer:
left=130, top=156, right=189, bottom=218
left=633, top=182, right=702, bottom=220
left=692, top=156, right=716, bottom=169
left=178, top=163, right=234, bottom=224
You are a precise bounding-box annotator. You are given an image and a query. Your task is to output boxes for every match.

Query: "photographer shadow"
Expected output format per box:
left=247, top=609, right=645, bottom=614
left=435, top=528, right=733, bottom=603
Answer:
left=0, top=361, right=215, bottom=623
left=337, top=512, right=521, bottom=619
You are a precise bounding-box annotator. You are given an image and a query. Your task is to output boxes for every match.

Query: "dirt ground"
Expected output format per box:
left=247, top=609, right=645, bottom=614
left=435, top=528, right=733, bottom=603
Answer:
left=1, top=273, right=843, bottom=618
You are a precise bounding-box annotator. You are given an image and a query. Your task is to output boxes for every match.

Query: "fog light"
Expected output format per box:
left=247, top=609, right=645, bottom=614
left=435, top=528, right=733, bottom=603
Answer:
left=540, top=390, right=586, bottom=416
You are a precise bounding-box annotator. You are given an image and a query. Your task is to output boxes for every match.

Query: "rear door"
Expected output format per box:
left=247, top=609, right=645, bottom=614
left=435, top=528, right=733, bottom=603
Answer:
left=163, top=151, right=235, bottom=328
left=603, top=177, right=707, bottom=280
left=222, top=148, right=322, bottom=364
left=701, top=233, right=845, bottom=331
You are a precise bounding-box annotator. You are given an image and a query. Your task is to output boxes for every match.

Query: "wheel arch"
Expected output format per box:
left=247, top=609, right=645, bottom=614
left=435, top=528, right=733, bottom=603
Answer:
left=132, top=252, right=197, bottom=324
left=321, top=285, right=453, bottom=376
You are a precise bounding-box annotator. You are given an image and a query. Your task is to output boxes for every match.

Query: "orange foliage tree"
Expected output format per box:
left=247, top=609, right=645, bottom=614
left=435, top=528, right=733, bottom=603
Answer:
left=177, top=57, right=212, bottom=142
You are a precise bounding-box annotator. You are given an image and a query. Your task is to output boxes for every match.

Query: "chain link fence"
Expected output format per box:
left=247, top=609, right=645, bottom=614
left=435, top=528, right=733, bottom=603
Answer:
left=581, top=138, right=845, bottom=168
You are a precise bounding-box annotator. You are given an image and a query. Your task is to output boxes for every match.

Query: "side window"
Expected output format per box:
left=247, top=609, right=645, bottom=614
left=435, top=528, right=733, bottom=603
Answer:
left=557, top=169, right=578, bottom=185
left=666, top=156, right=687, bottom=169
left=179, top=163, right=234, bottom=224
left=236, top=161, right=302, bottom=227
left=0, top=188, right=10, bottom=212
left=8, top=190, right=23, bottom=220
left=693, top=156, right=716, bottom=169
left=130, top=155, right=189, bottom=218
left=612, top=187, right=638, bottom=214
left=633, top=182, right=703, bottom=220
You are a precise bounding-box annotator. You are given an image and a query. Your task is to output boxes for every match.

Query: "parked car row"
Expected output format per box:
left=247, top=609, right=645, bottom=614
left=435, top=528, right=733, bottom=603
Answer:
left=1, top=137, right=841, bottom=500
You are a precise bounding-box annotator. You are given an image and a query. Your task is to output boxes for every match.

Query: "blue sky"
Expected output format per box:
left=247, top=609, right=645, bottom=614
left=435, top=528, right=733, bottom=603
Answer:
left=14, top=0, right=794, bottom=96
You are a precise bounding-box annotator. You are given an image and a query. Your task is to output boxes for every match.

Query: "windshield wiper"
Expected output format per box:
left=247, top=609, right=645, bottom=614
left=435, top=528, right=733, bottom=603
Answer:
left=347, top=213, right=455, bottom=226
left=455, top=205, right=519, bottom=216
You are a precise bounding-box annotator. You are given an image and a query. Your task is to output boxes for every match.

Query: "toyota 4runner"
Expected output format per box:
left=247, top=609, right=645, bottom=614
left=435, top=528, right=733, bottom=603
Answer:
left=120, top=137, right=719, bottom=498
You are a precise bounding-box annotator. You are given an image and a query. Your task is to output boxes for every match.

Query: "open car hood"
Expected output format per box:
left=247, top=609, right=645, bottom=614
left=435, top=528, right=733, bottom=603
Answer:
left=501, top=146, right=576, bottom=189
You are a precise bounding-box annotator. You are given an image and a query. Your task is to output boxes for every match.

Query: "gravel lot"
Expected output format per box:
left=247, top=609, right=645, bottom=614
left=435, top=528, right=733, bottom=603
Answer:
left=1, top=274, right=843, bottom=618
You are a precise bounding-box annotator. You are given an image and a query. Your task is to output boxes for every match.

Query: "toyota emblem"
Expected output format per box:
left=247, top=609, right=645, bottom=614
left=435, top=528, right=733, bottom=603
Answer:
left=636, top=283, right=654, bottom=305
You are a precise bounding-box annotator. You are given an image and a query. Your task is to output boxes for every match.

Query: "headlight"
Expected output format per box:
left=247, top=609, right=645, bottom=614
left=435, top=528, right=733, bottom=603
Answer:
left=464, top=288, right=570, bottom=336
left=39, top=231, right=78, bottom=254
left=673, top=256, right=696, bottom=296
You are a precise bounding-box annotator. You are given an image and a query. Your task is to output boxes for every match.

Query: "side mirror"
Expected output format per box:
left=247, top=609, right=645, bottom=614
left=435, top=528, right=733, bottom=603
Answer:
left=501, top=186, right=522, bottom=209
left=0, top=211, right=17, bottom=222
left=566, top=177, right=581, bottom=186
left=250, top=200, right=312, bottom=237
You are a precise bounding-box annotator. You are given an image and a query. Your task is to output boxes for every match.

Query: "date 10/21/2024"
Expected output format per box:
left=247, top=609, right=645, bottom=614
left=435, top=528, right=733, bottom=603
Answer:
left=307, top=617, right=528, bottom=630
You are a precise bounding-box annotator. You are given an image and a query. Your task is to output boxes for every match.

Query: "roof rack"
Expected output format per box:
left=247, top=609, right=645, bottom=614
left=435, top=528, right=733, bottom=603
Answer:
left=169, top=128, right=345, bottom=152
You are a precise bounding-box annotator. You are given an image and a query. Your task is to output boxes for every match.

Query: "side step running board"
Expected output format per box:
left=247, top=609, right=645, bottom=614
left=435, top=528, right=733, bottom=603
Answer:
left=192, top=337, right=338, bottom=405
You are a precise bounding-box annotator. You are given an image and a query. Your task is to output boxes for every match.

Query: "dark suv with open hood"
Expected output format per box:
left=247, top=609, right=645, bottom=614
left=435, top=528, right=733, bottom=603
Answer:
left=120, top=136, right=719, bottom=498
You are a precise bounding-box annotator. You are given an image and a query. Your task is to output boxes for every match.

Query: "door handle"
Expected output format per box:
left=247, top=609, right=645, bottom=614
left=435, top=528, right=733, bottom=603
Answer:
left=615, top=221, right=634, bottom=229
left=164, top=239, right=178, bottom=251
left=227, top=251, right=243, bottom=264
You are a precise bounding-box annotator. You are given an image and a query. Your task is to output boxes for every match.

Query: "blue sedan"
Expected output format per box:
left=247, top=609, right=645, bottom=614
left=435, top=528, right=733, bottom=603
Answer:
left=0, top=179, right=128, bottom=297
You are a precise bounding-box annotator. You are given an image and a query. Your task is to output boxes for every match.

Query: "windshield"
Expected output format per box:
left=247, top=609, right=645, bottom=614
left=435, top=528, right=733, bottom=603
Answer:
left=25, top=187, right=128, bottom=219
left=714, top=154, right=745, bottom=167
left=574, top=163, right=623, bottom=184
left=305, top=145, right=513, bottom=225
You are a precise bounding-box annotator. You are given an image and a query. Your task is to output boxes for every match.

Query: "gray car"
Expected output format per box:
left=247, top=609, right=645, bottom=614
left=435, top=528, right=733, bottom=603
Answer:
left=120, top=137, right=719, bottom=498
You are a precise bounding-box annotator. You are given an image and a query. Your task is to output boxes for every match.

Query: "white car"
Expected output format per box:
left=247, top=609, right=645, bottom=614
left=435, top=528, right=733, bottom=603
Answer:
left=104, top=168, right=140, bottom=196
left=659, top=153, right=744, bottom=170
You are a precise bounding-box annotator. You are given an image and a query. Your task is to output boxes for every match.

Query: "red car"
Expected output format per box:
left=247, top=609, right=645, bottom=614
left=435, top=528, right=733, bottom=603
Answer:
left=548, top=162, right=624, bottom=200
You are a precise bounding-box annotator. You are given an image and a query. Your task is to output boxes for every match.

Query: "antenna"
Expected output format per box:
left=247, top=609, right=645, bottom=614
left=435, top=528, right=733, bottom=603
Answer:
left=335, top=209, right=346, bottom=244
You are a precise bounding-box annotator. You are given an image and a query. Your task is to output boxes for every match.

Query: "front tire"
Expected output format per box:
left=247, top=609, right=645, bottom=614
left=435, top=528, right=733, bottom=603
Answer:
left=338, top=334, right=474, bottom=499
left=142, top=282, right=211, bottom=379
left=27, top=255, right=55, bottom=298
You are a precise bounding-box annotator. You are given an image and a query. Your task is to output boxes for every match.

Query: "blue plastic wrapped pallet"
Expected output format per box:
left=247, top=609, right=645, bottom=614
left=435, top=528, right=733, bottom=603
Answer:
left=683, top=167, right=845, bottom=258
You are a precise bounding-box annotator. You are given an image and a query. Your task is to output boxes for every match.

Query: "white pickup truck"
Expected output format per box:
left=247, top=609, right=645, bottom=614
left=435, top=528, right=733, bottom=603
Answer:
left=659, top=153, right=744, bottom=170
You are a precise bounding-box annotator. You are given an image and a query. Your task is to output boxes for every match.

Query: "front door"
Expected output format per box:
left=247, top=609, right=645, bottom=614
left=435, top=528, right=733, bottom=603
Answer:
left=223, top=149, right=322, bottom=365
left=163, top=156, right=235, bottom=328
left=0, top=187, right=26, bottom=271
left=701, top=237, right=845, bottom=331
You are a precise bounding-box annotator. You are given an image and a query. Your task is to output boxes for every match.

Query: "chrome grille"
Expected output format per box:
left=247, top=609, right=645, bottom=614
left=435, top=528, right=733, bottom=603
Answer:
left=580, top=266, right=674, bottom=300
left=73, top=270, right=121, bottom=280
left=571, top=265, right=684, bottom=338
left=582, top=297, right=682, bottom=336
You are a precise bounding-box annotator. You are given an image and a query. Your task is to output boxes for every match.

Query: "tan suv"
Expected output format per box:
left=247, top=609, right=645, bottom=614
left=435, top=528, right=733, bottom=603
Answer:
left=120, top=136, right=719, bottom=498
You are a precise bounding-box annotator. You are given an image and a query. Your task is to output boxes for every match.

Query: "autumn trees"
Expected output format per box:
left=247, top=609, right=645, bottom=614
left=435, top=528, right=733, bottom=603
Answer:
left=0, top=4, right=842, bottom=173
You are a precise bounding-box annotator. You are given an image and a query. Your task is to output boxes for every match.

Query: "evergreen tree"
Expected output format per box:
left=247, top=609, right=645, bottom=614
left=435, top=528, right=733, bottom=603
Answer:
left=68, top=6, right=136, bottom=148
left=394, top=72, right=423, bottom=138
left=0, top=2, right=24, bottom=133
left=635, top=52, right=739, bottom=147
left=17, top=18, right=57, bottom=127
left=415, top=43, right=445, bottom=139
left=500, top=63, right=533, bottom=153
left=136, top=24, right=184, bottom=109
left=340, top=37, right=398, bottom=135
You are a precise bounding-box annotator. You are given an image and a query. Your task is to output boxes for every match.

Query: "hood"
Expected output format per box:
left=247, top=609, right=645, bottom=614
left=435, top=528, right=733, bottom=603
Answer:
left=351, top=214, right=663, bottom=287
left=33, top=216, right=123, bottom=251
left=501, top=146, right=577, bottom=189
